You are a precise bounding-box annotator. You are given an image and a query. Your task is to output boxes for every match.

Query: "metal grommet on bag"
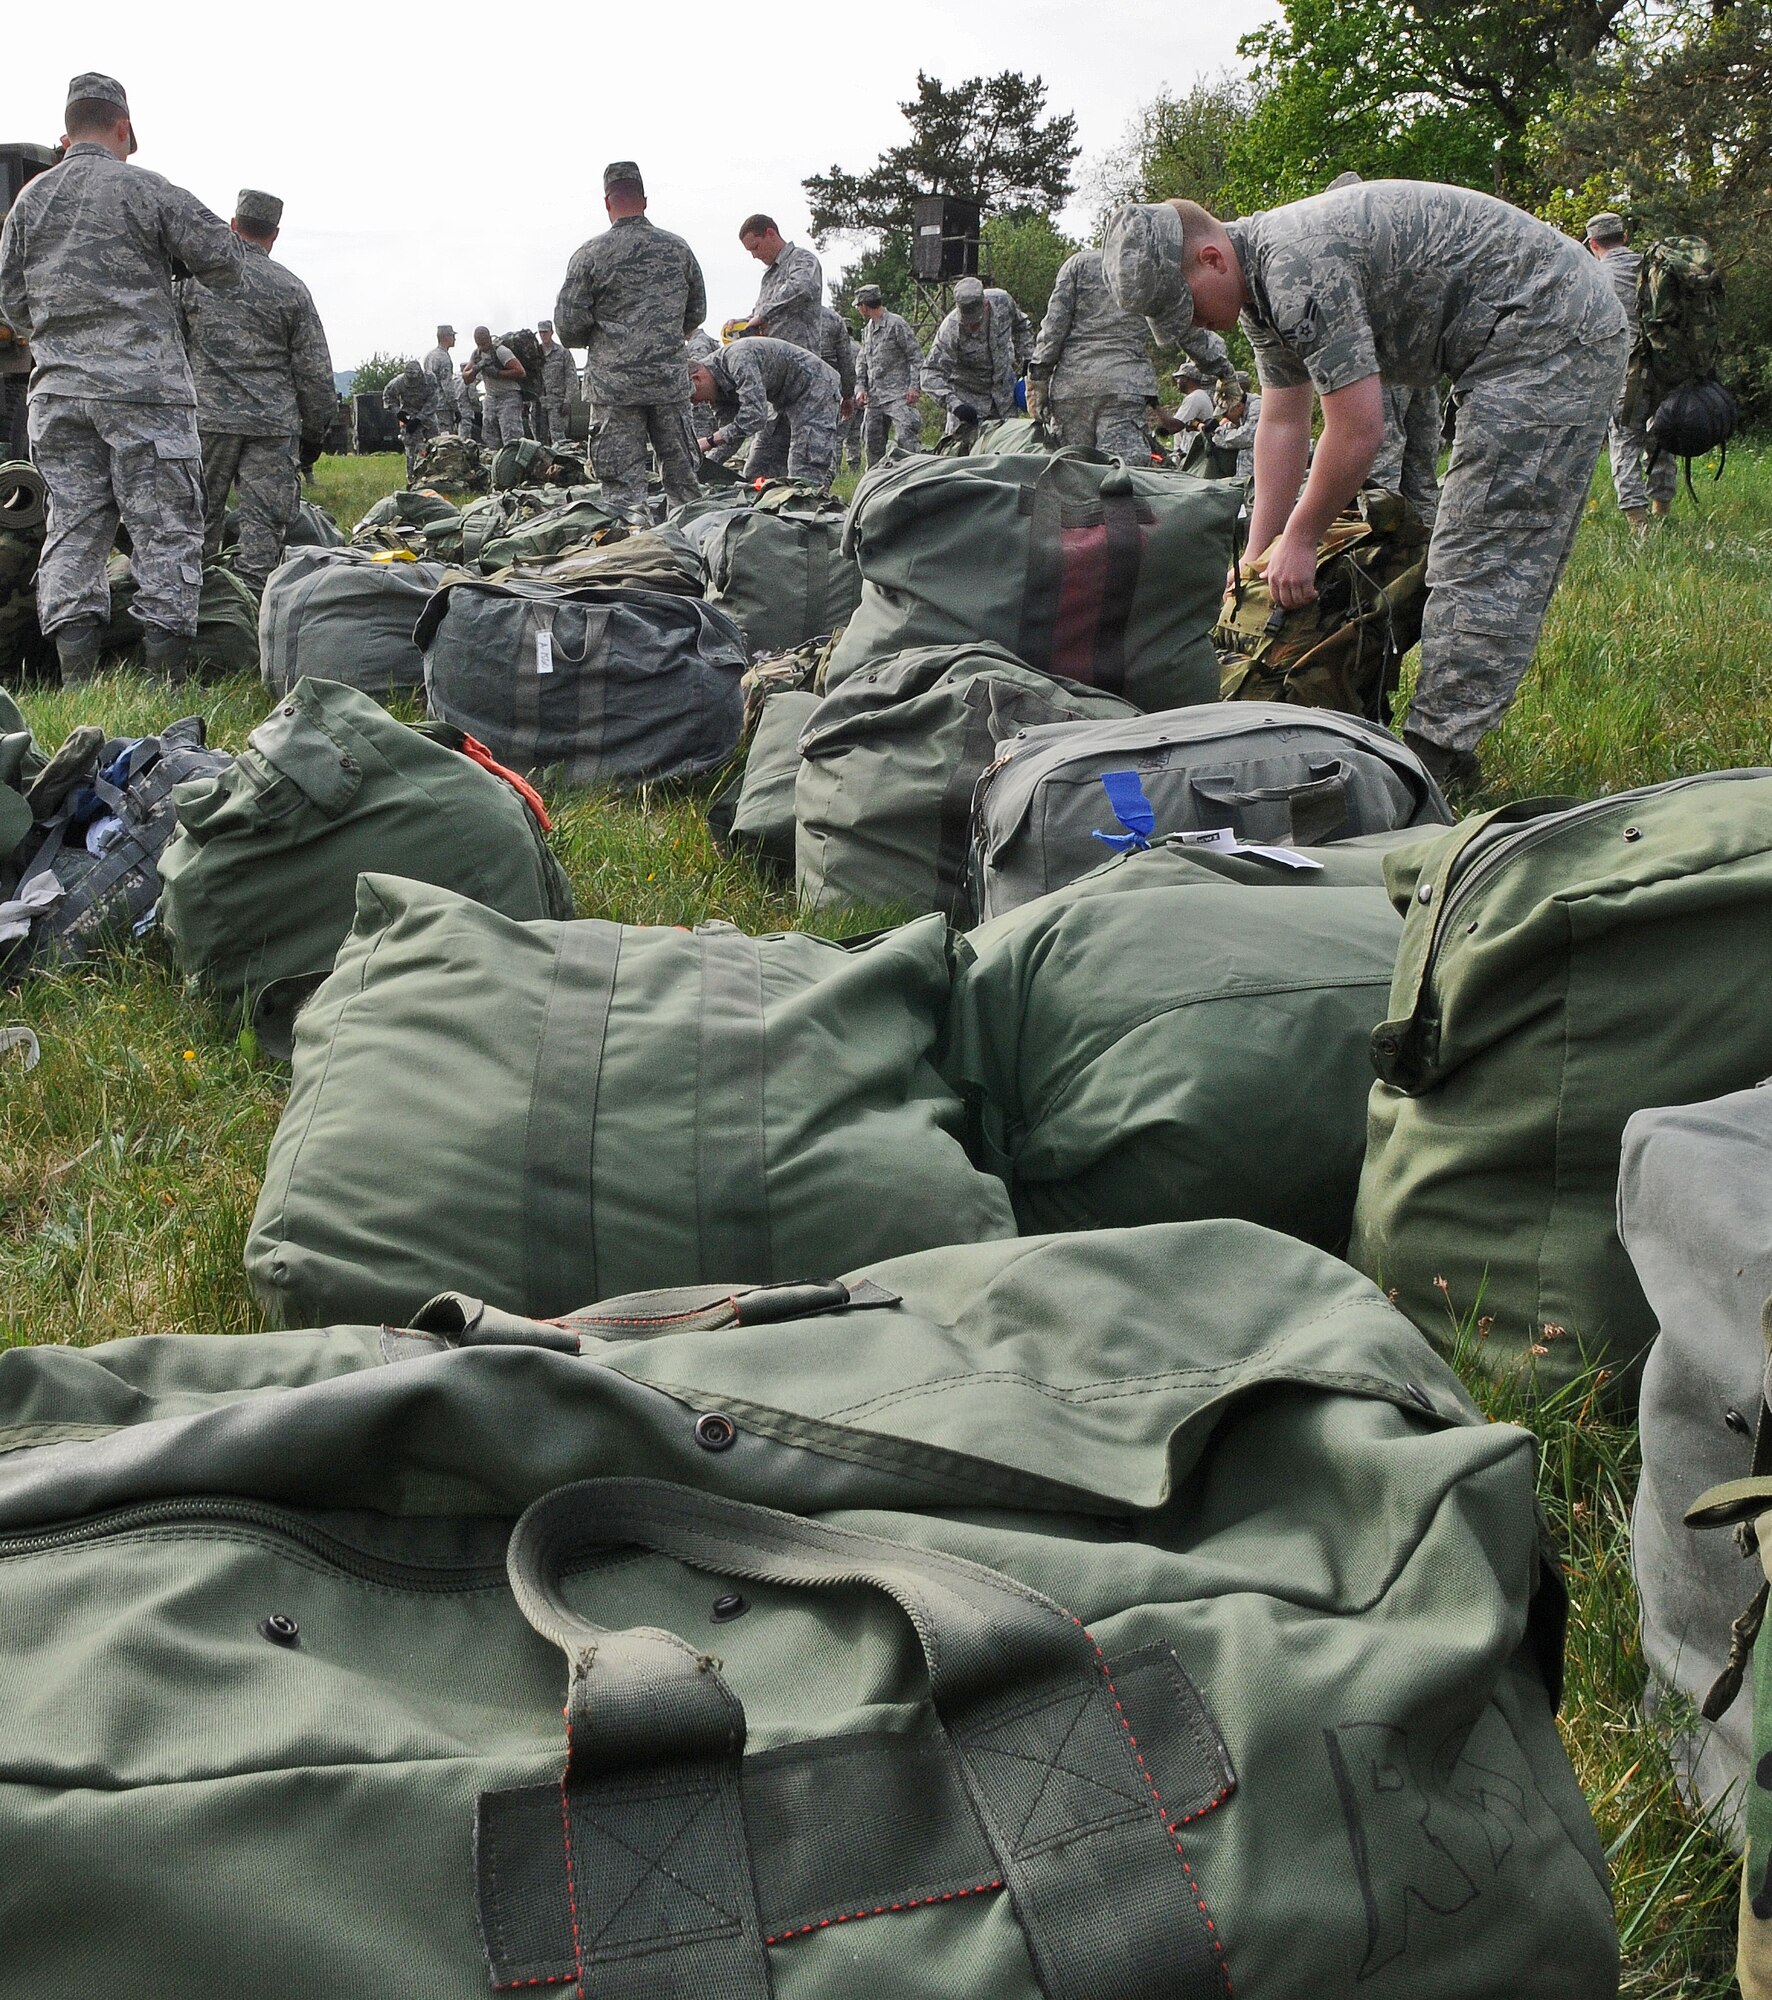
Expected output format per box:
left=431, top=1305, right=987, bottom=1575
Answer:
left=1726, top=1407, right=1753, bottom=1437
left=1623, top=826, right=1643, bottom=842
left=694, top=1411, right=737, bottom=1452
left=260, top=1613, right=300, bottom=1647
left=711, top=1593, right=749, bottom=1623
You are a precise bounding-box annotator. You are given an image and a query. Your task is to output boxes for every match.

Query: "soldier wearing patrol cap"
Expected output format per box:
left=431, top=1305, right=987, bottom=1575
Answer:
left=178, top=188, right=336, bottom=594
left=0, top=73, right=244, bottom=682
left=424, top=324, right=460, bottom=433
left=536, top=319, right=577, bottom=446
left=1586, top=209, right=1677, bottom=527
left=854, top=283, right=924, bottom=464
left=920, top=275, right=1034, bottom=435
left=553, top=161, right=707, bottom=524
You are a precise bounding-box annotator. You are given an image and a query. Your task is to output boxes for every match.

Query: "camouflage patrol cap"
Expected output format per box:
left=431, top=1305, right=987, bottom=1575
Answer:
left=1586, top=211, right=1627, bottom=242
left=954, top=276, right=986, bottom=315
left=437, top=325, right=456, bottom=339
left=603, top=161, right=644, bottom=193
left=234, top=190, right=283, bottom=231
left=65, top=72, right=137, bottom=154
left=1101, top=202, right=1189, bottom=333
left=1326, top=171, right=1363, bottom=190
left=854, top=284, right=883, bottom=306
left=538, top=319, right=554, bottom=332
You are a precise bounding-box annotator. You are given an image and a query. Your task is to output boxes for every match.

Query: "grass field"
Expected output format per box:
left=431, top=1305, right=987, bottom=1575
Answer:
left=3, top=443, right=1766, bottom=1992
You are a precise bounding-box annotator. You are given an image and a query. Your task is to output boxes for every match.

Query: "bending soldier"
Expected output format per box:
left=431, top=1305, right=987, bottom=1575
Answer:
left=383, top=359, right=442, bottom=482
left=180, top=189, right=335, bottom=594
left=0, top=73, right=245, bottom=684
left=921, top=277, right=1031, bottom=434
left=690, top=337, right=842, bottom=489
left=1103, top=182, right=1628, bottom=787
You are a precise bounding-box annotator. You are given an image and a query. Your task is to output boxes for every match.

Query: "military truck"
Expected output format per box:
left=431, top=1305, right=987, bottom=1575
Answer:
left=0, top=143, right=55, bottom=456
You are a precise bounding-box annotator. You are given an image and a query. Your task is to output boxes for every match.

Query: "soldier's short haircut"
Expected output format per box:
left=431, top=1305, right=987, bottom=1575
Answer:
left=739, top=214, right=778, bottom=240
left=65, top=97, right=126, bottom=136
left=1167, top=199, right=1228, bottom=268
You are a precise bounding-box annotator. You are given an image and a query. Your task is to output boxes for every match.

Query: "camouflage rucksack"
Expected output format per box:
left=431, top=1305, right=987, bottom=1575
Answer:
left=1215, top=487, right=1429, bottom=721
left=1633, top=235, right=1740, bottom=484
left=489, top=437, right=585, bottom=492
left=410, top=433, right=487, bottom=493
left=497, top=328, right=547, bottom=405
left=0, top=460, right=50, bottom=679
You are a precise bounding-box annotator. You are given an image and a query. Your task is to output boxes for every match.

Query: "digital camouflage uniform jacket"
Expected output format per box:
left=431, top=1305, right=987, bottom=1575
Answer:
left=0, top=142, right=243, bottom=404
left=856, top=309, right=922, bottom=399
left=555, top=214, right=706, bottom=408
left=921, top=289, right=1029, bottom=418
left=749, top=240, right=823, bottom=351
left=178, top=242, right=336, bottom=446
left=1029, top=250, right=1154, bottom=399
left=818, top=306, right=856, bottom=400
left=702, top=337, right=839, bottom=446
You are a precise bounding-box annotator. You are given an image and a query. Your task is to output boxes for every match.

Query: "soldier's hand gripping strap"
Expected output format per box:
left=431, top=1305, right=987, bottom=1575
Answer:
left=479, top=1477, right=1236, bottom=1997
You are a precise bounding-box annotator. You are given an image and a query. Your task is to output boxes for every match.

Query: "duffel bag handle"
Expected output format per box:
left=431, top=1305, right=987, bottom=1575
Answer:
left=1189, top=758, right=1351, bottom=845
left=504, top=1476, right=1219, bottom=2000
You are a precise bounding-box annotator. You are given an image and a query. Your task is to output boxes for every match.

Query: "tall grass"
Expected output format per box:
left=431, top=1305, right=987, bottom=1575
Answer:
left=3, top=437, right=1766, bottom=1989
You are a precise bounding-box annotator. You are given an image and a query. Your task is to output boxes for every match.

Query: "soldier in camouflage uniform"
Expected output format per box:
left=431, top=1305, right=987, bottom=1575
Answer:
left=1210, top=372, right=1261, bottom=481
left=535, top=320, right=577, bottom=445
left=424, top=325, right=458, bottom=430
left=853, top=285, right=923, bottom=463
left=465, top=327, right=526, bottom=449
left=178, top=190, right=335, bottom=594
left=818, top=305, right=860, bottom=472
left=1027, top=248, right=1155, bottom=460
left=0, top=74, right=245, bottom=683
left=739, top=214, right=823, bottom=479
left=685, top=326, right=721, bottom=446
left=1587, top=210, right=1676, bottom=527
left=690, top=337, right=841, bottom=488
left=383, top=360, right=443, bottom=482
left=1102, top=183, right=1629, bottom=785
left=921, top=277, right=1035, bottom=434
left=555, top=162, right=707, bottom=524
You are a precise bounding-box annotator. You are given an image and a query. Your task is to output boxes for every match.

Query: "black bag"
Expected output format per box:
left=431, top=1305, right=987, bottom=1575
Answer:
left=1648, top=377, right=1741, bottom=485
left=498, top=329, right=547, bottom=405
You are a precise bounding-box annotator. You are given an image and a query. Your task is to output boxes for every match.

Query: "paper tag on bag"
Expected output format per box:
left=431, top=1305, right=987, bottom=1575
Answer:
left=1170, top=828, right=1325, bottom=870
left=535, top=628, right=554, bottom=675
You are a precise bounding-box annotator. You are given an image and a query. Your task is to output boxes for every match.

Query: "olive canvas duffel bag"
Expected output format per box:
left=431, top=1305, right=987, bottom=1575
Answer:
left=0, top=1221, right=1615, bottom=1998
left=259, top=546, right=449, bottom=698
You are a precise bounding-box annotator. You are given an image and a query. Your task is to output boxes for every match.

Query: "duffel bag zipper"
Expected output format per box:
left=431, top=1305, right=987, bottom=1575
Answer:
left=1424, top=770, right=1769, bottom=980
left=0, top=1497, right=507, bottom=1592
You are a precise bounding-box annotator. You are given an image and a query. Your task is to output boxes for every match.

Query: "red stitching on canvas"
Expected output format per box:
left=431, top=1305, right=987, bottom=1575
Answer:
left=1074, top=1617, right=1234, bottom=1995
left=561, top=1699, right=586, bottom=2000
left=764, top=1879, right=1005, bottom=1946
left=491, top=1973, right=576, bottom=1991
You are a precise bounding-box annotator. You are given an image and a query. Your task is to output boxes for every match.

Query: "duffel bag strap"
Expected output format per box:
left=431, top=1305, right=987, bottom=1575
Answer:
left=491, top=1476, right=1233, bottom=2000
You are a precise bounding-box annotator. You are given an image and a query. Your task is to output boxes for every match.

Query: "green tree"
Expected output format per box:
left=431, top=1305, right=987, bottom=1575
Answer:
left=805, top=72, right=1080, bottom=240
left=981, top=211, right=1081, bottom=325
left=1089, top=74, right=1257, bottom=224
left=349, top=352, right=411, bottom=400
left=1221, top=0, right=1634, bottom=207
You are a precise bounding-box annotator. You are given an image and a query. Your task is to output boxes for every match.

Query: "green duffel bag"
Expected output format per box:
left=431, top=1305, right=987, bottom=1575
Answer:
left=158, top=678, right=572, bottom=1054
left=352, top=487, right=461, bottom=541
left=478, top=495, right=621, bottom=570
left=969, top=704, right=1453, bottom=920
left=99, top=556, right=261, bottom=677
left=796, top=643, right=1137, bottom=920
left=421, top=493, right=513, bottom=568
left=0, top=1222, right=1616, bottom=2000
left=1351, top=771, right=1772, bottom=1402
left=823, top=449, right=1239, bottom=708
left=287, top=498, right=345, bottom=547
left=948, top=881, right=1401, bottom=1246
left=259, top=547, right=448, bottom=698
left=417, top=575, right=747, bottom=790
left=707, top=686, right=819, bottom=878
left=693, top=498, right=861, bottom=657
left=247, top=876, right=1016, bottom=1325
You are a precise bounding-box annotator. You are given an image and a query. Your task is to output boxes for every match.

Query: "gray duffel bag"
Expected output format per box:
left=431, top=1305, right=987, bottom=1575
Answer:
left=708, top=689, right=819, bottom=879
left=417, top=575, right=747, bottom=789
left=260, top=547, right=448, bottom=699
left=970, top=704, right=1454, bottom=920
left=1619, top=1082, right=1772, bottom=1845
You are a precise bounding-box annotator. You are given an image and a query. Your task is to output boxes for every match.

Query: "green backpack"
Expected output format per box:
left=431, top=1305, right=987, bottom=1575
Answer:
left=1636, top=235, right=1726, bottom=397
left=158, top=677, right=573, bottom=1055
left=247, top=879, right=1015, bottom=1326
left=947, top=878, right=1401, bottom=1246
left=0, top=1222, right=1616, bottom=1999
left=693, top=496, right=861, bottom=658
left=1351, top=774, right=1772, bottom=1405
left=99, top=557, right=262, bottom=678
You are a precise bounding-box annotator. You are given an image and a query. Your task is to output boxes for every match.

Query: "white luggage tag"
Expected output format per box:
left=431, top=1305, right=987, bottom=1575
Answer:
left=1169, top=827, right=1324, bottom=870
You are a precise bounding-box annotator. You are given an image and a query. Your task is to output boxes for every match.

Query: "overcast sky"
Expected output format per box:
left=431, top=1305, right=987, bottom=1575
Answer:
left=5, top=1, right=1279, bottom=371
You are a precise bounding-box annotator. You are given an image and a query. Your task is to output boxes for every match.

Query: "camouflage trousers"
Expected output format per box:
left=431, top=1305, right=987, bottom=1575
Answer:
left=1608, top=398, right=1677, bottom=513
left=1047, top=391, right=1151, bottom=463
left=400, top=418, right=437, bottom=484
left=832, top=401, right=863, bottom=472
left=481, top=392, right=527, bottom=450
left=744, top=391, right=840, bottom=489
left=200, top=429, right=300, bottom=592
left=28, top=393, right=204, bottom=639
left=1410, top=322, right=1629, bottom=754
left=590, top=401, right=701, bottom=523
left=1373, top=383, right=1443, bottom=529
left=862, top=393, right=923, bottom=464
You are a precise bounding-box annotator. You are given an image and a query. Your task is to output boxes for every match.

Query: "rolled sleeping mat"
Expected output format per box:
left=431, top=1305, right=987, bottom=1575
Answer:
left=0, top=462, right=46, bottom=536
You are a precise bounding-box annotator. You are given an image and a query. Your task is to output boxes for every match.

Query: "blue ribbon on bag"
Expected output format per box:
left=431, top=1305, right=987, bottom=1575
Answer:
left=1091, top=769, right=1156, bottom=853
